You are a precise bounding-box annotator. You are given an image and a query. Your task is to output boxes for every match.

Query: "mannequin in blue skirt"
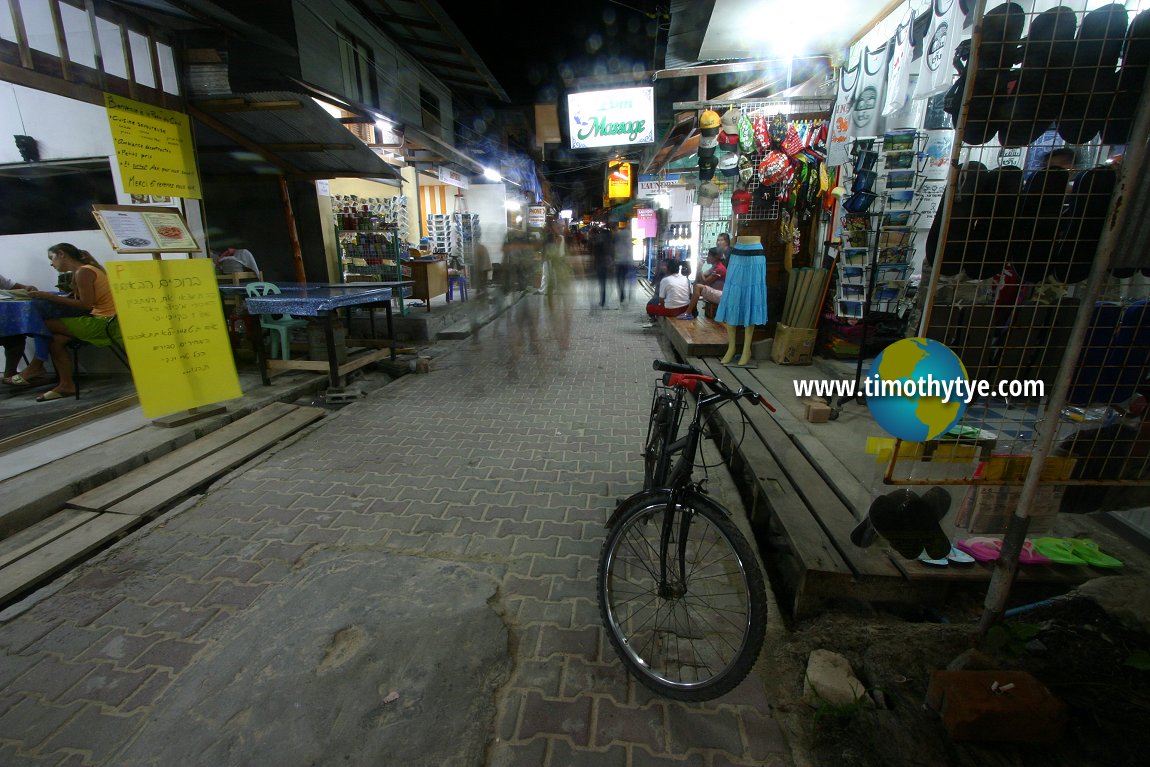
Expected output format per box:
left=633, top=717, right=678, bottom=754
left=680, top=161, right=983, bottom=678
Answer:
left=715, top=235, right=767, bottom=366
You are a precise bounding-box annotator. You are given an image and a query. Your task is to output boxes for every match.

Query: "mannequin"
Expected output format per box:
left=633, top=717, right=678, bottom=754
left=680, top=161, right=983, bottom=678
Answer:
left=715, top=235, right=767, bottom=366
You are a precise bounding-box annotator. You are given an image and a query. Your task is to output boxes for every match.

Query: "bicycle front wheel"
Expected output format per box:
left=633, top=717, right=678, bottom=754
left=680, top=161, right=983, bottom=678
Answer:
left=597, top=491, right=768, bottom=701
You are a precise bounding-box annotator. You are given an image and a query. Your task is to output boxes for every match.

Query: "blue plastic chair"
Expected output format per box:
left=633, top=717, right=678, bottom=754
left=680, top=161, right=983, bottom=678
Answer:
left=245, top=282, right=307, bottom=360
left=447, top=268, right=468, bottom=302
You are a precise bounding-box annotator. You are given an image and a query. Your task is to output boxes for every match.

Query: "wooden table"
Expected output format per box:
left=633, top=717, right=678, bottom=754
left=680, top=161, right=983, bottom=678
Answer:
left=408, top=258, right=447, bottom=311
left=243, top=285, right=396, bottom=389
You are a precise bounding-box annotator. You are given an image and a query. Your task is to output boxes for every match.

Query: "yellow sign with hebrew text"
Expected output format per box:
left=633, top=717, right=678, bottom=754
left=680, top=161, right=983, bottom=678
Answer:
left=105, top=93, right=202, bottom=199
left=108, top=259, right=240, bottom=418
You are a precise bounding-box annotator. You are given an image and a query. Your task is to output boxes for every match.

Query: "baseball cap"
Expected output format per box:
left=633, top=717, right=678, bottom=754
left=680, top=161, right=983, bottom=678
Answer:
left=731, top=189, right=751, bottom=214
left=720, top=107, right=743, bottom=134
left=700, top=109, right=721, bottom=131
left=698, top=180, right=721, bottom=205
left=718, top=153, right=739, bottom=176
left=698, top=154, right=718, bottom=181
left=698, top=133, right=719, bottom=150
left=718, top=131, right=739, bottom=151
left=758, top=151, right=791, bottom=186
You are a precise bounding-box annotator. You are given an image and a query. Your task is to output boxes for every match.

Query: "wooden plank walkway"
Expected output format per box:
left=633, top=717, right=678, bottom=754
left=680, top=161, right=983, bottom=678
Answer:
left=0, top=403, right=325, bottom=607
left=678, top=351, right=1094, bottom=617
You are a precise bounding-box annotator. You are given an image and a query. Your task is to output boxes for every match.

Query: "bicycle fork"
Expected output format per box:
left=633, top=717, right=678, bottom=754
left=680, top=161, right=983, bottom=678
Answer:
left=657, top=493, right=692, bottom=599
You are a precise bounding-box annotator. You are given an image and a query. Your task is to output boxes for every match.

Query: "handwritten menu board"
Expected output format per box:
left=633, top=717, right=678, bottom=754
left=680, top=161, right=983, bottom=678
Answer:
left=105, top=93, right=202, bottom=200
left=108, top=259, right=241, bottom=418
left=93, top=205, right=200, bottom=253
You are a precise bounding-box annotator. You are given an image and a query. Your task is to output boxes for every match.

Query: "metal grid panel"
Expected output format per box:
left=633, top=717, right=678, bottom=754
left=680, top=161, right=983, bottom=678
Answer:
left=884, top=0, right=1150, bottom=497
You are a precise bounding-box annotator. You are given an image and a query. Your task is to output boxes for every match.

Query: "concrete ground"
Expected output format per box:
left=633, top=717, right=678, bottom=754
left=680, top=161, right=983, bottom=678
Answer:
left=0, top=276, right=792, bottom=767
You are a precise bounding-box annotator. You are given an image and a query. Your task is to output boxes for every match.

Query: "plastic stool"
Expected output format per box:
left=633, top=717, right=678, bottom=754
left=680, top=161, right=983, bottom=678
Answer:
left=447, top=273, right=468, bottom=302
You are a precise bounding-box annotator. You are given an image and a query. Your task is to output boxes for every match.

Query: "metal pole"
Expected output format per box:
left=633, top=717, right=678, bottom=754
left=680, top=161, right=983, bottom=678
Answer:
left=977, top=50, right=1150, bottom=638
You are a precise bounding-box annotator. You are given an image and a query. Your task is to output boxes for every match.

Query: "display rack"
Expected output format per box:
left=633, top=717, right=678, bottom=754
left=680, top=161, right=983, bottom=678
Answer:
left=333, top=196, right=410, bottom=315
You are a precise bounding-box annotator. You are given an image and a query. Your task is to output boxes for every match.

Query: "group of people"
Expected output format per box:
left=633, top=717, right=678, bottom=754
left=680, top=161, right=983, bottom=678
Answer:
left=641, top=233, right=731, bottom=327
left=589, top=222, right=638, bottom=308
left=1, top=243, right=121, bottom=402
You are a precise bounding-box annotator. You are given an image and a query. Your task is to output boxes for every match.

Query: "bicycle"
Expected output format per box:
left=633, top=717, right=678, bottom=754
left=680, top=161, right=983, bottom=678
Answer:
left=598, top=359, right=775, bottom=700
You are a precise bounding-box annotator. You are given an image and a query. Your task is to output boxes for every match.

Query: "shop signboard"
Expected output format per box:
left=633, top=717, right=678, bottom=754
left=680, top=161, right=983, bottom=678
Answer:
left=438, top=166, right=469, bottom=189
left=607, top=160, right=633, bottom=200
left=527, top=205, right=546, bottom=229
left=637, top=177, right=662, bottom=200
left=104, top=93, right=202, bottom=199
left=92, top=205, right=200, bottom=253
left=567, top=87, right=655, bottom=149
left=635, top=207, right=657, bottom=238
left=108, top=259, right=241, bottom=418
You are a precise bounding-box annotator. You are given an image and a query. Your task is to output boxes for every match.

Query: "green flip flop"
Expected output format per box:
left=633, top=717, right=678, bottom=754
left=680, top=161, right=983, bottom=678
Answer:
left=1032, top=537, right=1088, bottom=566
left=1067, top=539, right=1124, bottom=569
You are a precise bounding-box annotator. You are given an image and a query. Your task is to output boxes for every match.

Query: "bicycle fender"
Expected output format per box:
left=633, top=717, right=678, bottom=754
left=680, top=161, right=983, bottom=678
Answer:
left=604, top=487, right=730, bottom=529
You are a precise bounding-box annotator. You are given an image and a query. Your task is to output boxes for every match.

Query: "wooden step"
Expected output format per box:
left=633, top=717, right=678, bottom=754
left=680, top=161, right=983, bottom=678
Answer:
left=68, top=401, right=302, bottom=512
left=0, top=509, right=97, bottom=570
left=0, top=513, right=139, bottom=604
left=104, top=405, right=324, bottom=517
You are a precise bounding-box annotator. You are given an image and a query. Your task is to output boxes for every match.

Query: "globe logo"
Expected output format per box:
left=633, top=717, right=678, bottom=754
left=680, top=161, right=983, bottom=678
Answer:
left=866, top=337, right=969, bottom=442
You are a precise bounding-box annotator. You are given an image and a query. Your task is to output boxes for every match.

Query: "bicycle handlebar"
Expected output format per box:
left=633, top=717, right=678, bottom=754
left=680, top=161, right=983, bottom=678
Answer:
left=655, top=359, right=775, bottom=412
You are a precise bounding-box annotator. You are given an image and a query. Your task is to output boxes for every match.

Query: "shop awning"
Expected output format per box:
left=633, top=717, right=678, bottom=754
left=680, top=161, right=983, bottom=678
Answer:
left=187, top=91, right=402, bottom=181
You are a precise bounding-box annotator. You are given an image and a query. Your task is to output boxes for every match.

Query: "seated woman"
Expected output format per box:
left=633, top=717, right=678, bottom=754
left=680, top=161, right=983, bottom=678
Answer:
left=683, top=248, right=726, bottom=319
left=26, top=243, right=120, bottom=402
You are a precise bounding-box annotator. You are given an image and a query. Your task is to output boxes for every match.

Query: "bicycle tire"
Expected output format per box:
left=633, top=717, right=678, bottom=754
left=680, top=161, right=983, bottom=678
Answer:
left=597, top=489, right=768, bottom=701
left=643, top=396, right=675, bottom=490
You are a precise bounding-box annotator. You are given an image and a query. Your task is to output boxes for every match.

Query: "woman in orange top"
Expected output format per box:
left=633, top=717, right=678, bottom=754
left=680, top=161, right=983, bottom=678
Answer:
left=26, top=243, right=120, bottom=401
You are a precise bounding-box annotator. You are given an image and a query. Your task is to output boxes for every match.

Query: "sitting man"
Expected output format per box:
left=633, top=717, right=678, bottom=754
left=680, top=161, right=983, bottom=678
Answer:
left=641, top=263, right=692, bottom=328
left=682, top=248, right=726, bottom=319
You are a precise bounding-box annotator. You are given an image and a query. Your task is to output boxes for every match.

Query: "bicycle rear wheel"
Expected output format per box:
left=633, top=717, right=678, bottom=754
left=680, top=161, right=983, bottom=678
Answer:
left=597, top=491, right=768, bottom=701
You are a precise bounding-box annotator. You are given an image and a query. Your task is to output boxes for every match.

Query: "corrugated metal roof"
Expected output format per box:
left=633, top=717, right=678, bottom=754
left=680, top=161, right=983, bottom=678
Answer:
left=188, top=92, right=401, bottom=180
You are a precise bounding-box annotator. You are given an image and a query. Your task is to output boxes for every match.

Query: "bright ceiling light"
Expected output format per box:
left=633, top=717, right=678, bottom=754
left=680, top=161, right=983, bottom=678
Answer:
left=483, top=167, right=502, bottom=182
left=505, top=199, right=523, bottom=211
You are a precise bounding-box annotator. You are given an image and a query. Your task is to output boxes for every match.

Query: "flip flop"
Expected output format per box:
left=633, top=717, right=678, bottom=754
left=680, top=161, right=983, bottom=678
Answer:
left=1066, top=539, right=1124, bottom=569
left=1031, top=537, right=1088, bottom=565
left=947, top=546, right=976, bottom=565
left=3, top=373, right=42, bottom=386
left=34, top=389, right=71, bottom=402
left=956, top=537, right=1001, bottom=563
left=1019, top=540, right=1052, bottom=565
left=918, top=549, right=949, bottom=567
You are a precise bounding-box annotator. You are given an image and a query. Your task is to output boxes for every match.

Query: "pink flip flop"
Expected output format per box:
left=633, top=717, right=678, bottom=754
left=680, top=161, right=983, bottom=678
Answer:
left=956, top=537, right=1001, bottom=563
left=1019, top=540, right=1052, bottom=565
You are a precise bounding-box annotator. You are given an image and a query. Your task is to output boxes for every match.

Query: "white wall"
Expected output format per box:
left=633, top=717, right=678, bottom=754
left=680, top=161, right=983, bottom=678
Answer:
left=465, top=184, right=508, bottom=265
left=0, top=82, right=207, bottom=287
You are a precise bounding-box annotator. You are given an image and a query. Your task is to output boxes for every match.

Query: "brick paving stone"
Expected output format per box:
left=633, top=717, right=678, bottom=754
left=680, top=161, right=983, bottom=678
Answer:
left=665, top=704, right=745, bottom=756
left=292, top=526, right=346, bottom=546
left=202, top=582, right=267, bottom=611
left=593, top=697, right=667, bottom=752
left=516, top=598, right=574, bottom=627
left=76, top=631, right=156, bottom=665
left=120, top=668, right=172, bottom=712
left=531, top=556, right=586, bottom=580
left=562, top=658, right=629, bottom=704
left=631, top=747, right=706, bottom=767
left=149, top=579, right=215, bottom=608
left=538, top=625, right=599, bottom=658
left=13, top=658, right=94, bottom=703
left=717, top=673, right=773, bottom=710
left=129, top=638, right=204, bottom=672
left=508, top=659, right=564, bottom=698
left=255, top=540, right=310, bottom=565
left=502, top=574, right=552, bottom=600
left=57, top=664, right=154, bottom=708
left=511, top=535, right=558, bottom=557
left=741, top=710, right=791, bottom=759
left=39, top=704, right=145, bottom=765
left=0, top=698, right=83, bottom=751
left=145, top=606, right=218, bottom=637
left=547, top=739, right=627, bottom=767
left=24, top=624, right=109, bottom=661
left=39, top=593, right=123, bottom=629
left=487, top=738, right=547, bottom=767
left=516, top=691, right=593, bottom=747
left=202, top=557, right=263, bottom=583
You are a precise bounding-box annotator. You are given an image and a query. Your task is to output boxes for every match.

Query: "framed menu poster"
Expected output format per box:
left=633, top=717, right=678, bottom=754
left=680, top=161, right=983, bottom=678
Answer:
left=92, top=204, right=200, bottom=253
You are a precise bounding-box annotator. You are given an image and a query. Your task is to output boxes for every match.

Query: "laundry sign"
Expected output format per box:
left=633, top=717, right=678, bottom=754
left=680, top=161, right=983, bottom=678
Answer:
left=567, top=87, right=655, bottom=149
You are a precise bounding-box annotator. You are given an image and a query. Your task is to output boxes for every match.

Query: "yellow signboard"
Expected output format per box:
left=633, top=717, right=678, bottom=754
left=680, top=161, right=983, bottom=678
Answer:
left=105, top=93, right=202, bottom=199
left=607, top=160, right=632, bottom=200
left=108, top=259, right=240, bottom=418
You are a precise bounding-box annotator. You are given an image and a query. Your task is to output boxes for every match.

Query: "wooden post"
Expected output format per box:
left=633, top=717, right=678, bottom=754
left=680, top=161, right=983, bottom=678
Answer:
left=280, top=176, right=308, bottom=284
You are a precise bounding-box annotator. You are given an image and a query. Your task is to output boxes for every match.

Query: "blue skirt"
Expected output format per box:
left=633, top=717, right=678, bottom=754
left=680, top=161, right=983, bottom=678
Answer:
left=715, top=244, right=767, bottom=326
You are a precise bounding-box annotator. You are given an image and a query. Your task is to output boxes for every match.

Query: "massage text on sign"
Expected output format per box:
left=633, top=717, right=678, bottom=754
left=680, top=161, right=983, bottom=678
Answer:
left=105, top=93, right=203, bottom=199
left=567, top=87, right=655, bottom=149
left=108, top=259, right=240, bottom=418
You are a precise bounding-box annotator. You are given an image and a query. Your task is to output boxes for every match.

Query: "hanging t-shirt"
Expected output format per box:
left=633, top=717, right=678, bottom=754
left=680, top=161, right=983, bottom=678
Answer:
left=916, top=0, right=965, bottom=99
left=826, top=59, right=860, bottom=167
left=851, top=44, right=889, bottom=140
left=883, top=11, right=915, bottom=116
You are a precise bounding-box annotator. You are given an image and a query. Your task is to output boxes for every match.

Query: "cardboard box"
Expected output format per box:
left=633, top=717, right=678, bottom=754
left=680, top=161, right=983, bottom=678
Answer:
left=805, top=400, right=831, bottom=423
left=771, top=323, right=817, bottom=365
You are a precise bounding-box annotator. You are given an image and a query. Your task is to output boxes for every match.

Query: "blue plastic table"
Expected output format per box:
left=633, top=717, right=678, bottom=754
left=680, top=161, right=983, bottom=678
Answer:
left=243, top=285, right=400, bottom=389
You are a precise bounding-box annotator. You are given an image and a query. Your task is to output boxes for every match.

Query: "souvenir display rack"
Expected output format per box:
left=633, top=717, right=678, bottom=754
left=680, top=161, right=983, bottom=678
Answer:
left=426, top=212, right=479, bottom=274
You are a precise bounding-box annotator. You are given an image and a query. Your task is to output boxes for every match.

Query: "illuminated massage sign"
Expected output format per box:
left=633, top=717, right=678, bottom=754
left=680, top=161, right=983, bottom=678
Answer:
left=568, top=87, right=655, bottom=149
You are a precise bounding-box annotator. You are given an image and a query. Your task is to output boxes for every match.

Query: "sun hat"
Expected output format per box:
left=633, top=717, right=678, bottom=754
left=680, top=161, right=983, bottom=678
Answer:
left=867, top=488, right=952, bottom=560
left=720, top=107, right=743, bottom=134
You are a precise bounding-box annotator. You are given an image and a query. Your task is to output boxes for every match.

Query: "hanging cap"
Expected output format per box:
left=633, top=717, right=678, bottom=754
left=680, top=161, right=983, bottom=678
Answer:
left=700, top=109, right=722, bottom=130
left=718, top=153, right=740, bottom=176
left=720, top=108, right=743, bottom=134
left=731, top=189, right=752, bottom=214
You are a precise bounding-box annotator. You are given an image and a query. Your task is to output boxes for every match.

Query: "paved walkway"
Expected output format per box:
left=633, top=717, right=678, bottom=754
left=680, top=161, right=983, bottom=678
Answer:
left=0, top=275, right=792, bottom=766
